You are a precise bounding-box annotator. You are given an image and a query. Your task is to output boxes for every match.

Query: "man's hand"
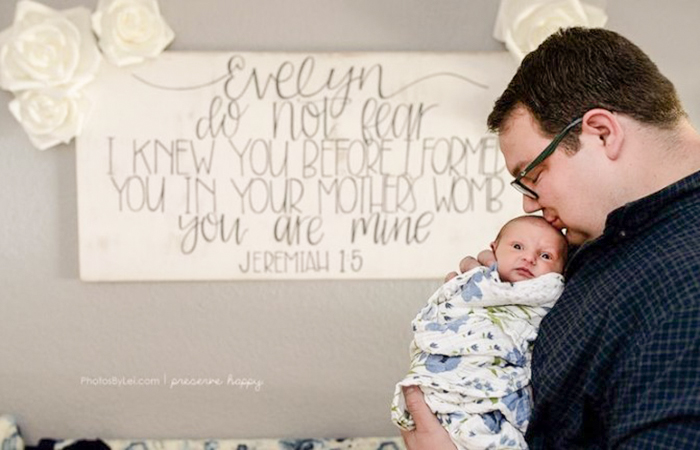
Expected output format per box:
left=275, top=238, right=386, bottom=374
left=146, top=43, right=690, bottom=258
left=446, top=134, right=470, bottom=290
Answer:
left=444, top=250, right=496, bottom=282
left=400, top=386, right=457, bottom=450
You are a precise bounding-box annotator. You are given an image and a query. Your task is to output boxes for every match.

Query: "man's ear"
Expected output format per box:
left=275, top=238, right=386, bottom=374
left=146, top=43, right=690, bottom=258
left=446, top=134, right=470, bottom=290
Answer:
left=581, top=108, right=624, bottom=160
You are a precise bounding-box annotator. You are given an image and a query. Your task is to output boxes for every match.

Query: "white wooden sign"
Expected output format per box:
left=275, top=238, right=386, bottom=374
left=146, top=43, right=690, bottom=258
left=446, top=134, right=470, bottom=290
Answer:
left=76, top=52, right=520, bottom=280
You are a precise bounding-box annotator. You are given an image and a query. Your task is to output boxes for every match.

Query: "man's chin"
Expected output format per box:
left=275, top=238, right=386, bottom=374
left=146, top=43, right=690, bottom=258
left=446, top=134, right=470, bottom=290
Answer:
left=564, top=229, right=588, bottom=246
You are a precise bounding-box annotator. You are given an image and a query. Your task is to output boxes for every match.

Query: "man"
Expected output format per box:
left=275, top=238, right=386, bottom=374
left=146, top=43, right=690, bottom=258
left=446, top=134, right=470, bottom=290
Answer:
left=401, top=27, right=700, bottom=449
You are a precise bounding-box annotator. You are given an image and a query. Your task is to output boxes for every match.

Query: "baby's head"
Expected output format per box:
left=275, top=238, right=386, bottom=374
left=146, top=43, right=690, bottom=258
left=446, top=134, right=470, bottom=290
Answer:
left=490, top=215, right=568, bottom=282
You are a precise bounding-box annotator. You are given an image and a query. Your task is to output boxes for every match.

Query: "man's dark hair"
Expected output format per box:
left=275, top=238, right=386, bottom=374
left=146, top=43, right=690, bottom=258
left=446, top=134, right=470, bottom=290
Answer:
left=487, top=27, right=686, bottom=150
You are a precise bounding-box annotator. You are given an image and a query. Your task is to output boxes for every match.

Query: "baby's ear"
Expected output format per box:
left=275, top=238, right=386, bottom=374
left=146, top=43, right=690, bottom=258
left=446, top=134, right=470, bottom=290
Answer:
left=489, top=241, right=497, bottom=252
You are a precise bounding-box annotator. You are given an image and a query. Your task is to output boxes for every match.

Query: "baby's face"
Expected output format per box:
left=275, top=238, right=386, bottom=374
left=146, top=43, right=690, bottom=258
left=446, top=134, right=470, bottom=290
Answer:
left=492, top=219, right=567, bottom=282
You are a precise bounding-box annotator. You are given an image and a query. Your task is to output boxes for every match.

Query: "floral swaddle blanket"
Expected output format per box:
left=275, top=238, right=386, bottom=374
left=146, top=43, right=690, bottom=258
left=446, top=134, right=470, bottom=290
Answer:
left=391, top=265, right=565, bottom=449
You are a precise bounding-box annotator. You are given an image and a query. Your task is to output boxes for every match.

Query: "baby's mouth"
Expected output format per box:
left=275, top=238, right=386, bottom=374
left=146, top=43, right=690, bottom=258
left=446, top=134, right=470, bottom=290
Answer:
left=515, top=267, right=534, bottom=278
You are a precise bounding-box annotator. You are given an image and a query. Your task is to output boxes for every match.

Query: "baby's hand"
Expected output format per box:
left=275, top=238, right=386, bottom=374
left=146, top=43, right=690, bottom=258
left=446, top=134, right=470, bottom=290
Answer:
left=476, top=249, right=496, bottom=267
left=444, top=250, right=496, bottom=282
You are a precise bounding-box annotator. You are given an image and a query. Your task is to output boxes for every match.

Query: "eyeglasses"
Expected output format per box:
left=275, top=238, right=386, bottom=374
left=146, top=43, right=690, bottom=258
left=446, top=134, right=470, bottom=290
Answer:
left=511, top=117, right=583, bottom=199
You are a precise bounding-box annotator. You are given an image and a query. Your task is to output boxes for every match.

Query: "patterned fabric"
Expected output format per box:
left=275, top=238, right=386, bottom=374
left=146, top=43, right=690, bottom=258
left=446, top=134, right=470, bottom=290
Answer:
left=1, top=415, right=404, bottom=450
left=96, top=438, right=405, bottom=450
left=0, top=415, right=23, bottom=450
left=527, top=169, right=700, bottom=449
left=31, top=437, right=406, bottom=450
left=391, top=265, right=564, bottom=450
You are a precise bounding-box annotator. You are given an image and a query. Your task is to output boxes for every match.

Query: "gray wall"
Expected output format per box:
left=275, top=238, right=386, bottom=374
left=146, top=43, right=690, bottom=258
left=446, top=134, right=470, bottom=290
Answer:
left=1, top=0, right=699, bottom=444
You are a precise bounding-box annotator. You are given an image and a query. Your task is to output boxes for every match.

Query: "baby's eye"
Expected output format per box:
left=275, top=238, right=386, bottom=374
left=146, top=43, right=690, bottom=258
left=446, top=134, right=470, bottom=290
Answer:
left=513, top=243, right=523, bottom=250
left=540, top=252, right=552, bottom=260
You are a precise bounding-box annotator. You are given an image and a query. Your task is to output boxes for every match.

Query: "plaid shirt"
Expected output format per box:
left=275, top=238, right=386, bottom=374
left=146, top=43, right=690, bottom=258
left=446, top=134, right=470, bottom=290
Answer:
left=526, top=169, right=700, bottom=449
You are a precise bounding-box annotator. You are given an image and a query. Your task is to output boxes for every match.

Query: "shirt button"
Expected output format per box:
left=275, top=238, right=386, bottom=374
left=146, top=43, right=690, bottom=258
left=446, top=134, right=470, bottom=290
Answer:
left=619, top=230, right=627, bottom=238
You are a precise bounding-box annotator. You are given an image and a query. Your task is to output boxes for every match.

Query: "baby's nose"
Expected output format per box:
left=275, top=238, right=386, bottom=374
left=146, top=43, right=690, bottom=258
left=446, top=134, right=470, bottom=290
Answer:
left=523, top=252, right=537, bottom=264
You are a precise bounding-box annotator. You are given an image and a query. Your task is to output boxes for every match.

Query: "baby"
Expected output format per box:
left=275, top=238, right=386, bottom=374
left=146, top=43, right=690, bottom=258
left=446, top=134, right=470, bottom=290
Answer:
left=391, top=215, right=568, bottom=450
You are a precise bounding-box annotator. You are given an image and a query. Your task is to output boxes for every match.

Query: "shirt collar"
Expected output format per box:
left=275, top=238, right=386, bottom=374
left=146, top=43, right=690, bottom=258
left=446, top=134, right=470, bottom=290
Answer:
left=565, top=169, right=700, bottom=276
left=604, top=169, right=700, bottom=238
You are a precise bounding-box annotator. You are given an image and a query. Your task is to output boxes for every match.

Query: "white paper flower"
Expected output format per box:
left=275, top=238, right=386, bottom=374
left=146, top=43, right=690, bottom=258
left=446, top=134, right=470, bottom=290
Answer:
left=92, top=0, right=175, bottom=67
left=494, top=0, right=608, bottom=61
left=0, top=0, right=100, bottom=93
left=9, top=89, right=90, bottom=150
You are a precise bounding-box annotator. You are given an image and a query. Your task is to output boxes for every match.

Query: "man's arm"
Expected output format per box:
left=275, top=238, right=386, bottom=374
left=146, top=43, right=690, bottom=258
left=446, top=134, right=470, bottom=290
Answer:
left=400, top=386, right=456, bottom=450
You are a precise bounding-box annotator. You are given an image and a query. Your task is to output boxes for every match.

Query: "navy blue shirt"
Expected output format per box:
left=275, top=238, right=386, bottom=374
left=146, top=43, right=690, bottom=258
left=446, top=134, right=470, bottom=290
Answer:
left=527, top=169, right=700, bottom=449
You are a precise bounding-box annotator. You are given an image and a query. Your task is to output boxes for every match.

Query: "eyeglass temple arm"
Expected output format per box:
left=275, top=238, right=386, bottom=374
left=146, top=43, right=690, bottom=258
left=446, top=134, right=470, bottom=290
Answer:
left=518, top=117, right=584, bottom=177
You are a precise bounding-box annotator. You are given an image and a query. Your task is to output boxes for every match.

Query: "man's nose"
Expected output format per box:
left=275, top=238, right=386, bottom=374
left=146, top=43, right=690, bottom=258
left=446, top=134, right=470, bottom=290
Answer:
left=522, top=195, right=541, bottom=213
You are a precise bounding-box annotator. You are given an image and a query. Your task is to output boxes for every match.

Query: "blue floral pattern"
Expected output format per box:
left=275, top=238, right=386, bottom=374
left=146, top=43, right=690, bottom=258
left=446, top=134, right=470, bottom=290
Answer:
left=14, top=435, right=405, bottom=450
left=392, top=266, right=565, bottom=450
left=425, top=316, right=468, bottom=334
left=502, top=390, right=532, bottom=428
left=482, top=411, right=503, bottom=433
left=460, top=271, right=484, bottom=301
left=504, top=348, right=527, bottom=367
left=425, top=354, right=462, bottom=373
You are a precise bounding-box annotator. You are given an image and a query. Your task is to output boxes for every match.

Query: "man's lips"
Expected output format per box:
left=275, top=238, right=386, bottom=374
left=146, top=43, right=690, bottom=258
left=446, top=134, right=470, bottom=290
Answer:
left=546, top=217, right=565, bottom=231
left=542, top=211, right=563, bottom=228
